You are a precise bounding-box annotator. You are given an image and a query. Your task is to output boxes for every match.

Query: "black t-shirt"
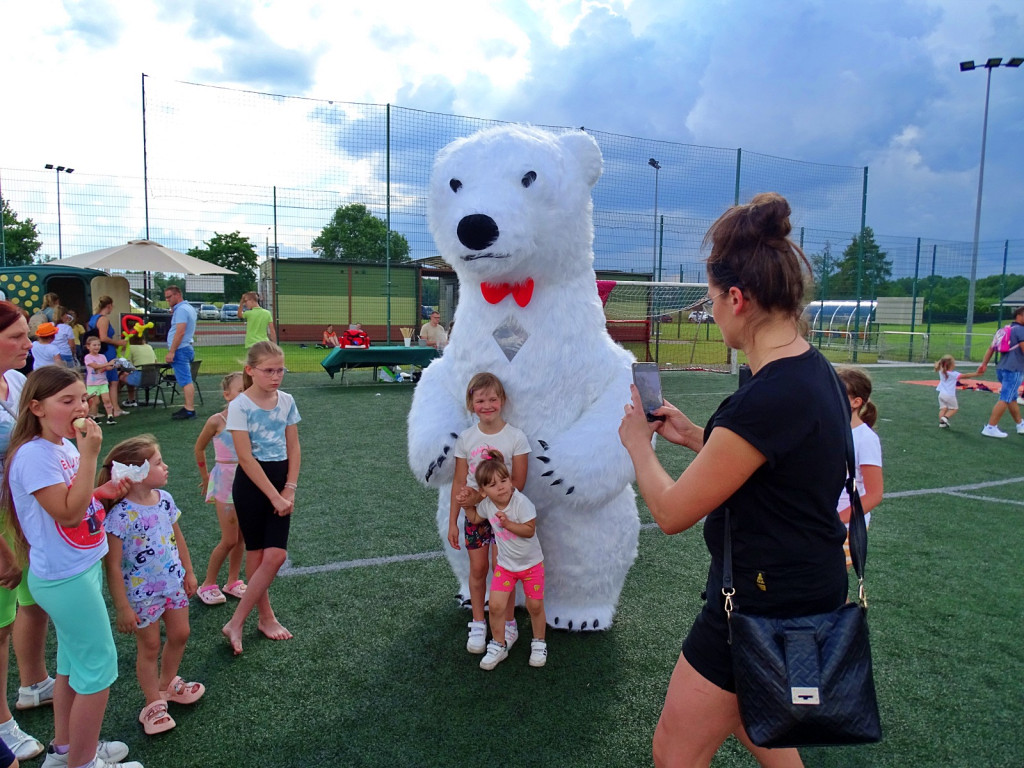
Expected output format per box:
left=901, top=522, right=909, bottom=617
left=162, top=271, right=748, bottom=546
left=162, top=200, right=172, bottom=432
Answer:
left=702, top=347, right=849, bottom=617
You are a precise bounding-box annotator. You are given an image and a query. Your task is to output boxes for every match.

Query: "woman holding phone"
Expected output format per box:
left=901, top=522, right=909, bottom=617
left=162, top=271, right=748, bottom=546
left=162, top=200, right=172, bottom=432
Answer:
left=618, top=193, right=849, bottom=768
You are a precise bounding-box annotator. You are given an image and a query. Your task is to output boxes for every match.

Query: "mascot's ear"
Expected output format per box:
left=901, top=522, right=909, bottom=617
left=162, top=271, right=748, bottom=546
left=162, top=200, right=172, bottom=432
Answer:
left=559, top=131, right=603, bottom=189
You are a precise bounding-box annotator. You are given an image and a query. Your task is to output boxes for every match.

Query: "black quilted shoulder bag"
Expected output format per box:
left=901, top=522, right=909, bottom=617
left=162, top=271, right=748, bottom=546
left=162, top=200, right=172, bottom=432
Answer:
left=722, top=370, right=882, bottom=748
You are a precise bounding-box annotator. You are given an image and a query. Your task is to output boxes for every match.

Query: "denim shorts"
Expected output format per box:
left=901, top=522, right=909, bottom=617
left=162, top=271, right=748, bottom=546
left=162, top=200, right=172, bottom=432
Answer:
left=172, top=345, right=195, bottom=385
left=997, top=368, right=1023, bottom=402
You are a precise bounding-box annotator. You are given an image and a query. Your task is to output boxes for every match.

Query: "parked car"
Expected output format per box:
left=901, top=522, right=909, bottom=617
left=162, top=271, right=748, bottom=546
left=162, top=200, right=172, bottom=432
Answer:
left=220, top=303, right=241, bottom=321
left=688, top=310, right=713, bottom=324
left=421, top=305, right=434, bottom=320
left=199, top=304, right=220, bottom=320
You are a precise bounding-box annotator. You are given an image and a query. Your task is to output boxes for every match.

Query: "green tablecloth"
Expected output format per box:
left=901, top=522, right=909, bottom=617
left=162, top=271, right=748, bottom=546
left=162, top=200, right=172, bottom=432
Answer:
left=320, top=345, right=439, bottom=379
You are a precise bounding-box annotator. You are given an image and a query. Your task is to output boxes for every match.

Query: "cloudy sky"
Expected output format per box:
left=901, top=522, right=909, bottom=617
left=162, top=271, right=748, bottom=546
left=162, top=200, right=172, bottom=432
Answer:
left=3, top=0, right=1022, bottom=264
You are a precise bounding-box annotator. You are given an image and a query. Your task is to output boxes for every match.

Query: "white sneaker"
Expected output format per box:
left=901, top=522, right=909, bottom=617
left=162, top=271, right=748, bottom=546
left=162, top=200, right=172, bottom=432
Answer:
left=0, top=718, right=44, bottom=760
left=1015, top=421, right=1024, bottom=435
left=504, top=620, right=519, bottom=651
left=42, top=740, right=131, bottom=768
left=16, top=675, right=55, bottom=709
left=529, top=638, right=548, bottom=668
left=479, top=640, right=508, bottom=670
left=939, top=416, right=950, bottom=428
left=95, top=757, right=143, bottom=768
left=982, top=424, right=1008, bottom=438
left=466, top=620, right=487, bottom=654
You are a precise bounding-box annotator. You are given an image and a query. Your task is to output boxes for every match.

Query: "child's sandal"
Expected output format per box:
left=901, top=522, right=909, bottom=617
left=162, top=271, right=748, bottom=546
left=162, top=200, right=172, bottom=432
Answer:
left=197, top=584, right=226, bottom=605
left=161, top=675, right=205, bottom=705
left=222, top=580, right=247, bottom=599
left=139, top=701, right=176, bottom=735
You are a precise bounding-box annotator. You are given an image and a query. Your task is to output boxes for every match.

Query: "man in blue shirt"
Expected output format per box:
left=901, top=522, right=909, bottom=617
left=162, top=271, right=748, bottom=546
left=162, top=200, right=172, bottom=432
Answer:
left=164, top=285, right=198, bottom=420
left=978, top=305, right=1024, bottom=437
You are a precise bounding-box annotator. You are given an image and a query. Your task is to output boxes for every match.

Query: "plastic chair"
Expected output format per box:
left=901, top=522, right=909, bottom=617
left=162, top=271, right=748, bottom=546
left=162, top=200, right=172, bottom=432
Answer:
left=164, top=359, right=204, bottom=406
left=136, top=364, right=168, bottom=409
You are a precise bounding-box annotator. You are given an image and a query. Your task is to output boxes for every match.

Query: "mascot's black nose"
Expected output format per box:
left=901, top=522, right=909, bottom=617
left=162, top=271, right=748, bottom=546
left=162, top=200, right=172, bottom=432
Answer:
left=457, top=214, right=499, bottom=251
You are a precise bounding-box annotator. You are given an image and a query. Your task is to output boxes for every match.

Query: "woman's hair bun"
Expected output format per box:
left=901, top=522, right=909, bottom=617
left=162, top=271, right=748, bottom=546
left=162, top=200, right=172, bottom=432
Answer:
left=746, top=192, right=792, bottom=240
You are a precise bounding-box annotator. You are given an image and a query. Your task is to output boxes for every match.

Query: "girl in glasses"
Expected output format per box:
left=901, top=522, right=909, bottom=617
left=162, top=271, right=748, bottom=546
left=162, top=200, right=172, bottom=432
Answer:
left=221, top=342, right=301, bottom=655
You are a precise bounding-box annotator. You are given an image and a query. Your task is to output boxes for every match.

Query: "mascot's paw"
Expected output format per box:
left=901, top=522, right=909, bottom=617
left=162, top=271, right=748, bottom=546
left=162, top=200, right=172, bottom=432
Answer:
left=455, top=591, right=472, bottom=609
left=547, top=603, right=614, bottom=632
left=535, top=440, right=575, bottom=495
left=425, top=432, right=460, bottom=483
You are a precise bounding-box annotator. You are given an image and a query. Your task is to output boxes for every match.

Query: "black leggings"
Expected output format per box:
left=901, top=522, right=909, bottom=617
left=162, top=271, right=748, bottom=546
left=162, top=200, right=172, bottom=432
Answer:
left=233, top=459, right=291, bottom=551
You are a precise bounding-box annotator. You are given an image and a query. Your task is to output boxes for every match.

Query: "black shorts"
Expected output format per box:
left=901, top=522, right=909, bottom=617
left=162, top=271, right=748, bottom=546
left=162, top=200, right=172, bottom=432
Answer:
left=681, top=584, right=737, bottom=693
left=233, top=459, right=291, bottom=552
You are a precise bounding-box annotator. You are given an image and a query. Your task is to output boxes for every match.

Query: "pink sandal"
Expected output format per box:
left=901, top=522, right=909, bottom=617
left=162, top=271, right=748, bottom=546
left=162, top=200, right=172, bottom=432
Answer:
left=197, top=584, right=226, bottom=605
left=222, top=580, right=247, bottom=599
left=139, top=700, right=176, bottom=735
left=161, top=676, right=205, bottom=705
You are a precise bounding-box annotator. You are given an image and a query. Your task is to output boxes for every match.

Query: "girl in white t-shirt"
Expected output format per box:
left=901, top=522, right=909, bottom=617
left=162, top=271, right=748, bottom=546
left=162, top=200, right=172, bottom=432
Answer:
left=836, top=367, right=884, bottom=570
left=1, top=366, right=141, bottom=768
left=934, top=354, right=984, bottom=428
left=449, top=372, right=530, bottom=656
left=221, top=342, right=300, bottom=656
left=466, top=450, right=547, bottom=670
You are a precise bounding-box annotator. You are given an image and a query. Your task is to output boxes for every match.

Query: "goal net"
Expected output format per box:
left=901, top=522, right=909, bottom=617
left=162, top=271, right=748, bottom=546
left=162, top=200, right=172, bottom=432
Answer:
left=597, top=280, right=732, bottom=373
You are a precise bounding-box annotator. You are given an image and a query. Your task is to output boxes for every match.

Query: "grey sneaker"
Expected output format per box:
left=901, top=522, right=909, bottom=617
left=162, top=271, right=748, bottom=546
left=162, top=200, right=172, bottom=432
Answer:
left=16, top=675, right=55, bottom=709
left=0, top=718, right=44, bottom=760
left=479, top=640, right=508, bottom=670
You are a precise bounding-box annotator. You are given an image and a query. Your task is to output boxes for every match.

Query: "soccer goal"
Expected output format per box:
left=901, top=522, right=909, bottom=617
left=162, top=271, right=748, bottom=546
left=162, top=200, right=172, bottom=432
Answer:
left=598, top=280, right=732, bottom=372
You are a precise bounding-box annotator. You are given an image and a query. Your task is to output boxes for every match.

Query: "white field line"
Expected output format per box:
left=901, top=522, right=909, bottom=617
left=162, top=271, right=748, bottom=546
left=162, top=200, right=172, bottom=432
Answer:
left=278, top=476, right=1024, bottom=578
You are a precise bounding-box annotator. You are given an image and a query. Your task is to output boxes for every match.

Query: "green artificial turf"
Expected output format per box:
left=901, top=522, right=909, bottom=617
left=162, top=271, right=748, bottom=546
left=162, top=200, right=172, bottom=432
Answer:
left=8, top=365, right=1023, bottom=767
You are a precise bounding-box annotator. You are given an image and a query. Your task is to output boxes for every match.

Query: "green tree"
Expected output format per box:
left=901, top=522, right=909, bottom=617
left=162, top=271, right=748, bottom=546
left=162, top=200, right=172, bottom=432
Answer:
left=809, top=241, right=838, bottom=300
left=830, top=227, right=892, bottom=298
left=1, top=199, right=42, bottom=266
left=187, top=231, right=258, bottom=299
left=312, top=203, right=410, bottom=263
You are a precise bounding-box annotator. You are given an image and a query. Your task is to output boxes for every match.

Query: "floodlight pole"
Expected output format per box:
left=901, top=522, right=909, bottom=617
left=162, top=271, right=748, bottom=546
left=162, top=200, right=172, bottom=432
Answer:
left=960, top=57, right=1022, bottom=360
left=44, top=164, right=74, bottom=259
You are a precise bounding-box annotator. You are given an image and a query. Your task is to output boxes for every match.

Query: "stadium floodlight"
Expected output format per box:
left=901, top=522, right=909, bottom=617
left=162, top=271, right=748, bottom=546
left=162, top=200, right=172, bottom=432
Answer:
left=44, top=163, right=75, bottom=259
left=959, top=57, right=1021, bottom=360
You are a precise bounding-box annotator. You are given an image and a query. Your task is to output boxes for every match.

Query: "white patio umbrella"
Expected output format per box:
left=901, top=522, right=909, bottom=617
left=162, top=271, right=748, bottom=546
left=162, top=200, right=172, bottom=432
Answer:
left=51, top=239, right=235, bottom=314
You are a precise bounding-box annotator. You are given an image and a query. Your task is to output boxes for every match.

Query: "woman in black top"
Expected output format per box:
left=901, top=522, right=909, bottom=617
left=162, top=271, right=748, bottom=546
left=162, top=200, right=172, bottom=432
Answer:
left=619, top=193, right=849, bottom=768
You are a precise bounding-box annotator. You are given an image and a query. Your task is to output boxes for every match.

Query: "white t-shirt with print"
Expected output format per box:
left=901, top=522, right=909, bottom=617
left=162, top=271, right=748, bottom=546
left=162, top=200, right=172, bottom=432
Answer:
left=836, top=422, right=882, bottom=527
left=226, top=390, right=301, bottom=461
left=9, top=437, right=108, bottom=580
left=936, top=370, right=961, bottom=398
left=453, top=423, right=531, bottom=490
left=477, top=490, right=543, bottom=572
left=0, top=370, right=27, bottom=475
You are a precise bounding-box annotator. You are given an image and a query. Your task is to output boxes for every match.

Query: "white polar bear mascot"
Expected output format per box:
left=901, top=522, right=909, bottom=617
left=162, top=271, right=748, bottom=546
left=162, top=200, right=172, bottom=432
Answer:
left=407, top=124, right=640, bottom=631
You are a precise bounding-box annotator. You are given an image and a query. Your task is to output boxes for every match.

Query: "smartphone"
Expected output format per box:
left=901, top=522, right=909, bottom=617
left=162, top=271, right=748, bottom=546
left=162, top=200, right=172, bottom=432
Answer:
left=632, top=362, right=666, bottom=422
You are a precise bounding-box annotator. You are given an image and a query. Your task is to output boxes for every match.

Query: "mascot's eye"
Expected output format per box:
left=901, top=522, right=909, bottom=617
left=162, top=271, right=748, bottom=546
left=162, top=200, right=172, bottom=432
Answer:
left=521, top=171, right=537, bottom=188
left=449, top=179, right=462, bottom=193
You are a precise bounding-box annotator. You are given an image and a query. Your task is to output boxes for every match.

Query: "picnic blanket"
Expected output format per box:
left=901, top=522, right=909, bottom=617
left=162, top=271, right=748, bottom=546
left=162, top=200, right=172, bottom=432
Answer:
left=900, top=379, right=1006, bottom=394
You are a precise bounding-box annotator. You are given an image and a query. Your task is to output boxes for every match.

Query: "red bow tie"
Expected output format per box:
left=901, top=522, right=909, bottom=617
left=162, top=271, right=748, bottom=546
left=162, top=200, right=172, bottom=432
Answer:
left=481, top=278, right=534, bottom=308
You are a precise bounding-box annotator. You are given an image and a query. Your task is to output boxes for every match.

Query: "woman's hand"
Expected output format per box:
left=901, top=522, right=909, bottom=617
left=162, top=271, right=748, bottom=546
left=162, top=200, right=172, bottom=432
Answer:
left=618, top=385, right=660, bottom=453
left=650, top=399, right=704, bottom=451
left=454, top=486, right=481, bottom=507
left=447, top=521, right=460, bottom=550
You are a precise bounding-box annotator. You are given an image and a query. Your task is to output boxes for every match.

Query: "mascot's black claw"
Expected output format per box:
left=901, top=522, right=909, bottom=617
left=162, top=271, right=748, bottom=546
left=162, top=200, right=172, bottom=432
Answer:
left=537, top=455, right=551, bottom=464
left=450, top=432, right=459, bottom=439
left=553, top=616, right=560, bottom=626
left=567, top=619, right=574, bottom=630
left=582, top=621, right=588, bottom=630
left=593, top=619, right=599, bottom=629
left=436, top=455, right=446, bottom=467
left=551, top=478, right=562, bottom=486
left=443, top=445, right=450, bottom=454
left=538, top=439, right=550, bottom=450
left=541, top=470, right=553, bottom=477
left=566, top=486, right=574, bottom=495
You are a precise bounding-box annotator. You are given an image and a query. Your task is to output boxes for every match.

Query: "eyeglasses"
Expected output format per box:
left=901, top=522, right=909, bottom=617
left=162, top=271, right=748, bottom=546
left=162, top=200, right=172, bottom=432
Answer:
left=252, top=367, right=288, bottom=376
left=684, top=289, right=730, bottom=313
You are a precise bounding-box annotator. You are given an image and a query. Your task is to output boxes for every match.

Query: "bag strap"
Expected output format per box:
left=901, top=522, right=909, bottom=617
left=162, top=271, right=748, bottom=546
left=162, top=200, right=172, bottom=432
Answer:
left=722, top=360, right=870, bottom=629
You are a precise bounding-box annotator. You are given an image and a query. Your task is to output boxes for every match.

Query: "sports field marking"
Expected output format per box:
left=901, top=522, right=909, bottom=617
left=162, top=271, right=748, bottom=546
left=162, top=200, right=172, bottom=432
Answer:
left=279, top=476, right=1024, bottom=578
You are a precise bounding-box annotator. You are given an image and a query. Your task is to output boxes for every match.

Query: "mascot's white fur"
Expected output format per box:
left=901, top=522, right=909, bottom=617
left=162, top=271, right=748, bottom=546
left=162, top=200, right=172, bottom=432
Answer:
left=407, top=125, right=640, bottom=631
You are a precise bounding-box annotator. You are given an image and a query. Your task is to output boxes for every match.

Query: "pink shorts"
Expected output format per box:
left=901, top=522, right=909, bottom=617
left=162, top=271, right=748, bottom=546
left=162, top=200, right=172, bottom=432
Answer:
left=491, top=561, right=545, bottom=600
